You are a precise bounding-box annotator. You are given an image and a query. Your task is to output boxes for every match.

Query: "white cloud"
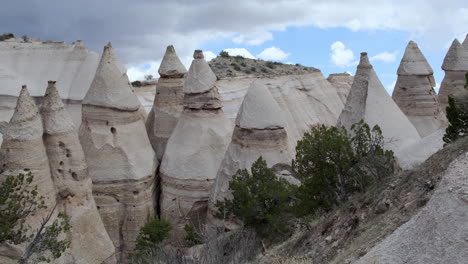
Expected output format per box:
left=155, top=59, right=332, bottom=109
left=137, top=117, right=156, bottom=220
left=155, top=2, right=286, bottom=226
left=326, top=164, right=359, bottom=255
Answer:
left=127, top=61, right=161, bottom=81
left=203, top=50, right=217, bottom=62
left=223, top=48, right=256, bottom=59
left=370, top=51, right=398, bottom=63
left=386, top=80, right=397, bottom=93
left=232, top=31, right=273, bottom=46
left=330, top=41, right=355, bottom=67
left=257, top=46, right=290, bottom=61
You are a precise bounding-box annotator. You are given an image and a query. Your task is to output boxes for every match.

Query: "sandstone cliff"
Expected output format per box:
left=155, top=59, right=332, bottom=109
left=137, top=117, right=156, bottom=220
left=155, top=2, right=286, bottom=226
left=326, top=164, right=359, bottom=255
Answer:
left=79, top=43, right=156, bottom=262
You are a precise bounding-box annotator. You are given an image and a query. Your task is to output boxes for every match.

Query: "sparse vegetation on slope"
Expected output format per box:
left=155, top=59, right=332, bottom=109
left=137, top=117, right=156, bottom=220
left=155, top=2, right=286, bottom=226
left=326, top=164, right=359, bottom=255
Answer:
left=443, top=73, right=468, bottom=144
left=0, top=33, right=14, bottom=41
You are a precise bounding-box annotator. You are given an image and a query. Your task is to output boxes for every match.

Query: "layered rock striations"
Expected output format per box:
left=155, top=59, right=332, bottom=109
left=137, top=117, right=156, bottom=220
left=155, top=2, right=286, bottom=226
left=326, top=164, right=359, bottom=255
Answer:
left=337, top=53, right=421, bottom=163
left=438, top=39, right=468, bottom=109
left=79, top=43, right=156, bottom=261
left=41, top=81, right=116, bottom=264
left=392, top=41, right=447, bottom=137
left=146, top=45, right=187, bottom=161
left=208, top=81, right=294, bottom=228
left=159, top=50, right=231, bottom=240
left=0, top=86, right=57, bottom=262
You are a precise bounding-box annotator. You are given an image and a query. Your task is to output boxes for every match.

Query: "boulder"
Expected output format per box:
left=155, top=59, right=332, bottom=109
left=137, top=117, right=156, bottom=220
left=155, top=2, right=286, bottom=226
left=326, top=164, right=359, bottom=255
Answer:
left=79, top=43, right=156, bottom=262
left=159, top=50, right=231, bottom=242
left=439, top=39, right=468, bottom=108
left=41, top=81, right=116, bottom=264
left=337, top=52, right=421, bottom=164
left=392, top=41, right=447, bottom=137
left=208, top=82, right=295, bottom=229
left=146, top=45, right=187, bottom=160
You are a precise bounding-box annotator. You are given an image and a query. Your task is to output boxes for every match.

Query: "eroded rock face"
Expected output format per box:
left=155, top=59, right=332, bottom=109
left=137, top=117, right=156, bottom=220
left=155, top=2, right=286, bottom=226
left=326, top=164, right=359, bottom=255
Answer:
left=392, top=41, right=447, bottom=137
left=79, top=43, right=156, bottom=262
left=357, top=152, right=468, bottom=264
left=159, top=50, right=231, bottom=241
left=439, top=39, right=468, bottom=109
left=41, top=81, right=116, bottom=264
left=146, top=45, right=187, bottom=161
left=327, top=73, right=353, bottom=104
left=0, top=86, right=57, bottom=263
left=337, top=52, right=421, bottom=165
left=208, top=82, right=294, bottom=229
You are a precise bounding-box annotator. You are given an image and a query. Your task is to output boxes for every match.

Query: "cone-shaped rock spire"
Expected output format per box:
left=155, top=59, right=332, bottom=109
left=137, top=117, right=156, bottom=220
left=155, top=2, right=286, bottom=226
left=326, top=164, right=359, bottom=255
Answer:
left=439, top=39, right=468, bottom=108
left=463, top=34, right=468, bottom=49
left=208, top=82, right=296, bottom=229
left=184, top=50, right=217, bottom=94
left=159, top=50, right=231, bottom=242
left=392, top=41, right=447, bottom=137
left=235, top=81, right=287, bottom=129
left=79, top=44, right=156, bottom=262
left=338, top=52, right=421, bottom=161
left=41, top=81, right=116, bottom=263
left=158, top=45, right=187, bottom=78
left=146, top=45, right=186, bottom=161
left=397, top=41, right=434, bottom=76
left=83, top=42, right=140, bottom=111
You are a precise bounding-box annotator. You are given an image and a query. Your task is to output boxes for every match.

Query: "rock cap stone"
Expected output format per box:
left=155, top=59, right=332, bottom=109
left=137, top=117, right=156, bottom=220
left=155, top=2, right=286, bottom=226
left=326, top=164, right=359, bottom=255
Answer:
left=442, top=39, right=468, bottom=71
left=83, top=42, right=141, bottom=111
left=183, top=50, right=217, bottom=94
left=358, top=52, right=372, bottom=69
left=397, top=41, right=433, bottom=75
left=41, top=81, right=75, bottom=134
left=158, top=45, right=187, bottom=78
left=235, top=81, right=286, bottom=129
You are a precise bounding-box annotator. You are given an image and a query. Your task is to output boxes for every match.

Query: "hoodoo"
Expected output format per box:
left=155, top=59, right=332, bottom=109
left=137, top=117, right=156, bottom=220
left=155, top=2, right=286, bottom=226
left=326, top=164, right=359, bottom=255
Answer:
left=392, top=41, right=447, bottom=137
left=208, top=81, right=294, bottom=228
left=159, top=50, right=231, bottom=241
left=438, top=39, right=468, bottom=108
left=78, top=43, right=156, bottom=261
left=337, top=52, right=421, bottom=159
left=146, top=45, right=187, bottom=160
left=0, top=86, right=57, bottom=262
left=41, top=81, right=116, bottom=264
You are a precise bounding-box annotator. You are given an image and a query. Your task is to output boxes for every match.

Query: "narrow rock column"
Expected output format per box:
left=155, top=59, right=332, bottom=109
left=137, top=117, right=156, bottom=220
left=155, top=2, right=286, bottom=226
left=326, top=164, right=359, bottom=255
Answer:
left=208, top=81, right=296, bottom=229
left=392, top=41, right=447, bottom=137
left=0, top=86, right=57, bottom=262
left=159, top=50, right=232, bottom=241
left=79, top=43, right=156, bottom=262
left=146, top=45, right=187, bottom=161
left=41, top=81, right=116, bottom=264
left=438, top=39, right=468, bottom=109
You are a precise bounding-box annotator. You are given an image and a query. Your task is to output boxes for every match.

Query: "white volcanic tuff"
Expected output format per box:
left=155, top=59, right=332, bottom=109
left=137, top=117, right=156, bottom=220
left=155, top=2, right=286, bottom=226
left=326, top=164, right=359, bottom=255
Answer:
left=158, top=45, right=187, bottom=78
left=79, top=44, right=156, bottom=262
left=184, top=50, right=217, bottom=94
left=463, top=34, right=468, bottom=49
left=327, top=73, right=354, bottom=104
left=357, top=152, right=468, bottom=264
left=146, top=45, right=187, bottom=160
left=160, top=50, right=231, bottom=240
left=439, top=39, right=468, bottom=108
left=392, top=41, right=447, bottom=137
left=0, top=86, right=57, bottom=263
left=83, top=42, right=141, bottom=111
left=337, top=53, right=421, bottom=162
left=41, top=82, right=116, bottom=264
left=235, top=81, right=286, bottom=129
left=208, top=83, right=294, bottom=228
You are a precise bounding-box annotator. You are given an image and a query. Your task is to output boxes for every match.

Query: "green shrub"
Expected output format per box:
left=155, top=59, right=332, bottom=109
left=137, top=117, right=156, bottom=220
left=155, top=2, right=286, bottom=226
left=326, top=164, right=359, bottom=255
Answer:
left=131, top=80, right=142, bottom=87
left=250, top=67, right=256, bottom=72
left=443, top=73, right=468, bottom=144
left=293, top=121, right=395, bottom=216
left=219, top=50, right=229, bottom=57
left=240, top=62, right=247, bottom=67
left=266, top=61, right=275, bottom=69
left=232, top=63, right=241, bottom=71
left=135, top=218, right=171, bottom=251
left=0, top=33, right=14, bottom=41
left=184, top=224, right=203, bottom=247
left=215, top=157, right=295, bottom=241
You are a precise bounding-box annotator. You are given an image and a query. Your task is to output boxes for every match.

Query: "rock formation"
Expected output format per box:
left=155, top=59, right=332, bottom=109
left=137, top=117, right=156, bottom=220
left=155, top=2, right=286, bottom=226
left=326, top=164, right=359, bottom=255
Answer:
left=0, top=86, right=57, bottom=262
left=327, top=73, right=354, bottom=104
left=392, top=41, right=447, bottom=137
left=41, top=81, right=116, bottom=264
left=208, top=81, right=294, bottom=228
left=146, top=45, right=187, bottom=160
left=438, top=39, right=468, bottom=109
left=159, top=50, right=231, bottom=241
left=357, top=152, right=468, bottom=264
left=337, top=52, right=421, bottom=162
left=79, top=43, right=156, bottom=262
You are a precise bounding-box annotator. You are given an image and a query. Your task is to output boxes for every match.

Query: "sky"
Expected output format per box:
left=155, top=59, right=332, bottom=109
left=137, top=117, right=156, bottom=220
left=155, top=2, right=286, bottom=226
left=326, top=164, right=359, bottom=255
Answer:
left=1, top=0, right=467, bottom=94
